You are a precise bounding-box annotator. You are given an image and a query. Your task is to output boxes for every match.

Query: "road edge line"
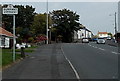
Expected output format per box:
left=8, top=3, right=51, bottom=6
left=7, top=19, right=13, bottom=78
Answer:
left=61, top=45, right=80, bottom=80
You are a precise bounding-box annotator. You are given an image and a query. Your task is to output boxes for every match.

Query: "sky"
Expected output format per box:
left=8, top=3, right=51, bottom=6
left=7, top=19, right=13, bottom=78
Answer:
left=1, top=1, right=119, bottom=35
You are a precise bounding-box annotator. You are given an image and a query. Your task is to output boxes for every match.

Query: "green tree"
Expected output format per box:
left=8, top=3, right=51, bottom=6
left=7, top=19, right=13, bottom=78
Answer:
left=108, top=32, right=113, bottom=37
left=30, top=13, right=52, bottom=38
left=31, top=13, right=46, bottom=36
left=51, top=9, right=80, bottom=42
left=2, top=5, right=36, bottom=42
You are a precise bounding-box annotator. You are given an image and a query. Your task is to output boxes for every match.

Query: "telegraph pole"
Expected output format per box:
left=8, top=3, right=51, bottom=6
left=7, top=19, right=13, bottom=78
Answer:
left=46, top=0, right=49, bottom=44
left=115, top=12, right=117, bottom=34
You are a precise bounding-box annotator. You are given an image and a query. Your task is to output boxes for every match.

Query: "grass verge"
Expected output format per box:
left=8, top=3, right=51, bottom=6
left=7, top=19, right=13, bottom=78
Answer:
left=2, top=45, right=38, bottom=66
left=2, top=49, right=21, bottom=66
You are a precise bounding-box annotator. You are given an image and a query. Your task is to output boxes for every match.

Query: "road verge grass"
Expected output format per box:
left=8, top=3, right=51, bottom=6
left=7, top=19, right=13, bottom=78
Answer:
left=2, top=49, right=21, bottom=66
left=2, top=45, right=38, bottom=67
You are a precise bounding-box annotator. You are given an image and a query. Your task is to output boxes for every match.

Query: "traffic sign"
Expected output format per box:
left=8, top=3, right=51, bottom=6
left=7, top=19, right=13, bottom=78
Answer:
left=3, top=8, right=18, bottom=14
left=2, top=4, right=18, bottom=62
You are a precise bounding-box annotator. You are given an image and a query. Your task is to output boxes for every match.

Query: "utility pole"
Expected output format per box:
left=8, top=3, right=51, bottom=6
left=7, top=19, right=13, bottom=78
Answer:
left=46, top=0, right=49, bottom=44
left=115, top=12, right=117, bottom=34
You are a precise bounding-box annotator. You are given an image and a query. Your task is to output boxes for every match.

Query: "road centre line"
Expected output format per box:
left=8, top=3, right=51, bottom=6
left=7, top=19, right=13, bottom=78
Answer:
left=111, top=51, right=118, bottom=55
left=98, top=48, right=105, bottom=51
left=89, top=44, right=119, bottom=55
left=89, top=44, right=106, bottom=51
left=61, top=46, right=80, bottom=80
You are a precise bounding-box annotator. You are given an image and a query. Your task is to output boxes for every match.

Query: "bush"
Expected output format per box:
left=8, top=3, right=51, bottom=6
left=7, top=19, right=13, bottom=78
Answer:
left=28, top=37, right=34, bottom=43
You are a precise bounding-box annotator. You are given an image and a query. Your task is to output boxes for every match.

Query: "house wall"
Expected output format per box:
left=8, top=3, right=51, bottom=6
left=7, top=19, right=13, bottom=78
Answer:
left=98, top=34, right=108, bottom=38
left=74, top=31, right=78, bottom=40
left=74, top=29, right=93, bottom=40
left=0, top=36, right=10, bottom=48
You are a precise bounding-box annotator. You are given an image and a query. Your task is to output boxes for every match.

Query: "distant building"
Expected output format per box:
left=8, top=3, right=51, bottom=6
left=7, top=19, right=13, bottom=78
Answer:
left=0, top=27, right=14, bottom=48
left=74, top=28, right=93, bottom=42
left=97, top=32, right=108, bottom=38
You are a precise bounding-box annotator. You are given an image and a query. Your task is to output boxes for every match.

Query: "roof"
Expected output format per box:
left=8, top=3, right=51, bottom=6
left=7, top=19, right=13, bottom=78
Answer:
left=0, top=27, right=13, bottom=37
left=98, top=32, right=108, bottom=34
left=80, top=28, right=91, bottom=32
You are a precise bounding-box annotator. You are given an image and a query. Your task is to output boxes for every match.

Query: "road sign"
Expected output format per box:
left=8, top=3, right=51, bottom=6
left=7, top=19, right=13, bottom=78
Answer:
left=2, top=4, right=18, bottom=62
left=3, top=8, right=18, bottom=14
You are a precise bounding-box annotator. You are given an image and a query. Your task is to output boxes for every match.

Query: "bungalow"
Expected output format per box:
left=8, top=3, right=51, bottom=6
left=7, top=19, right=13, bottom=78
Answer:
left=97, top=32, right=108, bottom=38
left=0, top=27, right=14, bottom=48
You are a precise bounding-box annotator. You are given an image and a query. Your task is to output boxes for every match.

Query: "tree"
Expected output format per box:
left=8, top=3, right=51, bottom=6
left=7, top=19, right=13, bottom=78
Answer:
left=30, top=13, right=52, bottom=41
left=31, top=13, right=46, bottom=36
left=108, top=32, right=113, bottom=37
left=2, top=5, right=36, bottom=42
left=51, top=9, right=80, bottom=42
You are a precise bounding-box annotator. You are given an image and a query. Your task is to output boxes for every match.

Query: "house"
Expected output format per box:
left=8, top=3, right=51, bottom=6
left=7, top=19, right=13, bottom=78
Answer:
left=0, top=27, right=14, bottom=48
left=74, top=27, right=93, bottom=42
left=97, top=32, right=108, bottom=38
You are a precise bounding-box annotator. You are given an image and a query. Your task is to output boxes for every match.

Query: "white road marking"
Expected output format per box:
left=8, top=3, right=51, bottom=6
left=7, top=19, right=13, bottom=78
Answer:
left=61, top=46, right=80, bottom=80
left=89, top=44, right=105, bottom=51
left=88, top=44, right=98, bottom=49
left=94, top=46, right=98, bottom=48
left=30, top=57, right=35, bottom=58
left=89, top=44, right=92, bottom=46
left=111, top=51, right=118, bottom=54
left=98, top=48, right=105, bottom=51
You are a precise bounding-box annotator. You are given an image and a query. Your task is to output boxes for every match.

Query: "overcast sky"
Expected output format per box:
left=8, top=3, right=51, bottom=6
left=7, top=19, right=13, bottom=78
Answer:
left=2, top=2, right=119, bottom=35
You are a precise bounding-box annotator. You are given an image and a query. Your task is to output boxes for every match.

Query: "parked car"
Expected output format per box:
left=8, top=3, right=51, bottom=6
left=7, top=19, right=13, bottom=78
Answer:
left=82, top=38, right=89, bottom=43
left=96, top=38, right=106, bottom=44
left=107, top=37, right=111, bottom=40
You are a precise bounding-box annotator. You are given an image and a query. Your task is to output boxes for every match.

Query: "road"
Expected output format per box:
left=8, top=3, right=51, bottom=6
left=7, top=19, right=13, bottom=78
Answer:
left=2, top=42, right=119, bottom=81
left=3, top=44, right=76, bottom=80
left=62, top=42, right=118, bottom=80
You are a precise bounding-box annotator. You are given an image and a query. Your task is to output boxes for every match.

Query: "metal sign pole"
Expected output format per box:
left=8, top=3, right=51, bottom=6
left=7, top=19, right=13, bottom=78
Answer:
left=13, top=15, right=16, bottom=62
left=3, top=4, right=18, bottom=62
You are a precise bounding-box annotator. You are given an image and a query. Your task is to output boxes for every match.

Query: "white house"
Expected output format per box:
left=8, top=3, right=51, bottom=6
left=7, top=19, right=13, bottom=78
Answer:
left=74, top=28, right=93, bottom=42
left=97, top=32, right=108, bottom=38
left=0, top=27, right=14, bottom=48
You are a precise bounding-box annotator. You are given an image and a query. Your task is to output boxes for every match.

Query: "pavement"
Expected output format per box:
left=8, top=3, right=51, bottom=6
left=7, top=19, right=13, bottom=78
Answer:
left=106, top=40, right=118, bottom=47
left=2, top=44, right=77, bottom=81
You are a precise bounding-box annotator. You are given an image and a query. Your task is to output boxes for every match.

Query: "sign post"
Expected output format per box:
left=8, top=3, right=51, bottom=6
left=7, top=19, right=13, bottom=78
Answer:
left=3, top=4, right=18, bottom=62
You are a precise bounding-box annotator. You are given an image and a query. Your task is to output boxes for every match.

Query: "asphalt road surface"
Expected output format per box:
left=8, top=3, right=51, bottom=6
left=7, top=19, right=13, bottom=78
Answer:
left=62, top=42, right=118, bottom=80
left=2, top=42, right=119, bottom=81
left=3, top=44, right=76, bottom=80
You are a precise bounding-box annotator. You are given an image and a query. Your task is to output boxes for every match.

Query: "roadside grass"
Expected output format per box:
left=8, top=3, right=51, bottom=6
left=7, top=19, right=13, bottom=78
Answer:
left=2, top=45, right=38, bottom=66
left=2, top=49, right=21, bottom=66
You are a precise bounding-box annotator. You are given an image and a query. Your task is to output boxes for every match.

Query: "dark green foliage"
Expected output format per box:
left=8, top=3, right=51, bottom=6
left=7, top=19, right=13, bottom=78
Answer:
left=2, top=5, right=36, bottom=43
left=51, top=9, right=80, bottom=42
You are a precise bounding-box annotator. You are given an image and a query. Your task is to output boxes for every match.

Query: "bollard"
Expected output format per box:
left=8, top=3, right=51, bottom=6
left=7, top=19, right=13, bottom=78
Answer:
left=21, top=47, right=25, bottom=58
